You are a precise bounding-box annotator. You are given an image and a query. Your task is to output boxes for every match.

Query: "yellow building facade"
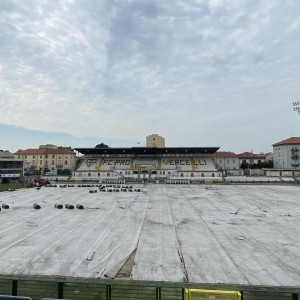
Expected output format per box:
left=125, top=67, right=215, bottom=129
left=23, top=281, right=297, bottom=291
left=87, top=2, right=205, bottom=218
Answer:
left=15, top=145, right=76, bottom=175
left=146, top=134, right=165, bottom=148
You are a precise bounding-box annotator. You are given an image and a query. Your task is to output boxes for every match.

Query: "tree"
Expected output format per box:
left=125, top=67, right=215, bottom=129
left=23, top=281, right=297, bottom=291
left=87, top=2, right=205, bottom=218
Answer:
left=95, top=143, right=109, bottom=148
left=240, top=160, right=274, bottom=170
left=240, top=162, right=249, bottom=169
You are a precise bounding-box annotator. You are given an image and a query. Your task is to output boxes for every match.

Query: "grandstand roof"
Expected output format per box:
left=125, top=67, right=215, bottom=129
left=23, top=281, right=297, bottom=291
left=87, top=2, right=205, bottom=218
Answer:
left=75, top=147, right=219, bottom=156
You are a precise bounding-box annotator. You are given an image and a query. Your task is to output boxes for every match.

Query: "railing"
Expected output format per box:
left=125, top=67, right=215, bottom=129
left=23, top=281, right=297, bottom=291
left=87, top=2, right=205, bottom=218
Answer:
left=0, top=278, right=299, bottom=300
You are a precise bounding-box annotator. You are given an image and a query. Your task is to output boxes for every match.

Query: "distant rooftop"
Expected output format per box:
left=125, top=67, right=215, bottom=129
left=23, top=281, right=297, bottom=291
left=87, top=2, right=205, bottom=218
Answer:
left=15, top=147, right=75, bottom=155
left=238, top=152, right=266, bottom=159
left=0, top=150, right=14, bottom=158
left=273, top=137, right=300, bottom=146
left=212, top=151, right=238, bottom=158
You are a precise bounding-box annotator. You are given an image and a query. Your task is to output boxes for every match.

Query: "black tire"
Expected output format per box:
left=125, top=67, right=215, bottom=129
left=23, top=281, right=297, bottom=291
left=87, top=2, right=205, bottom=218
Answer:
left=66, top=204, right=74, bottom=209
left=33, top=203, right=41, bottom=209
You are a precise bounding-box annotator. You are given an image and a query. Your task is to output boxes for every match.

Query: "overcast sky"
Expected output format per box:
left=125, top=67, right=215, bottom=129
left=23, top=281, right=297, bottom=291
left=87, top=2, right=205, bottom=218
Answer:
left=0, top=0, right=300, bottom=153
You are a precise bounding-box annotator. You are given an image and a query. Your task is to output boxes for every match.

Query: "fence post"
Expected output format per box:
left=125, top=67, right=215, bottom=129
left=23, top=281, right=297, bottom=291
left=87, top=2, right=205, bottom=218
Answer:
left=58, top=281, right=64, bottom=299
left=292, top=293, right=298, bottom=300
left=106, top=284, right=111, bottom=300
left=182, top=287, right=185, bottom=300
left=12, top=279, right=18, bottom=296
left=240, top=290, right=243, bottom=300
left=156, top=287, right=161, bottom=300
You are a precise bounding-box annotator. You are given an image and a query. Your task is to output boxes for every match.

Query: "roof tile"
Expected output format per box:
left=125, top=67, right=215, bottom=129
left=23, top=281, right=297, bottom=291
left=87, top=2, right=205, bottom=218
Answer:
left=273, top=137, right=300, bottom=146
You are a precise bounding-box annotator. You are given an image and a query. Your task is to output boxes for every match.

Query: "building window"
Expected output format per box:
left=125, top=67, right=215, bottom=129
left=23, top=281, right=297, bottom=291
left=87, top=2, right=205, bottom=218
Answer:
left=232, top=159, right=235, bottom=163
left=33, top=156, right=35, bottom=159
left=52, top=160, right=55, bottom=165
left=88, top=173, right=91, bottom=176
left=40, top=155, right=42, bottom=159
left=98, top=173, right=101, bottom=176
left=65, top=160, right=68, bottom=165
left=107, top=173, right=110, bottom=177
left=52, top=154, right=55, bottom=158
left=40, top=161, right=42, bottom=165
left=191, top=173, right=194, bottom=177
left=227, top=159, right=229, bottom=163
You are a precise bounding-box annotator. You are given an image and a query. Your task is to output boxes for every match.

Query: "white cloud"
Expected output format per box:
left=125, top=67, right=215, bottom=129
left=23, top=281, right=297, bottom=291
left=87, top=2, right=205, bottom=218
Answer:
left=0, top=0, right=300, bottom=152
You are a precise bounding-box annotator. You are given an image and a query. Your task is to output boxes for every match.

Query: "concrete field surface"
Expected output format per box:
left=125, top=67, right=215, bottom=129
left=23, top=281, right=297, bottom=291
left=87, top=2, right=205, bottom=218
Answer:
left=0, top=184, right=299, bottom=286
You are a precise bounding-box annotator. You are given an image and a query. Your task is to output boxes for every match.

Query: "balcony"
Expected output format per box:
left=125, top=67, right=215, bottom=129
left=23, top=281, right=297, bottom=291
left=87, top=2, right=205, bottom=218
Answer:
left=292, top=162, right=299, bottom=167
left=291, top=154, right=299, bottom=159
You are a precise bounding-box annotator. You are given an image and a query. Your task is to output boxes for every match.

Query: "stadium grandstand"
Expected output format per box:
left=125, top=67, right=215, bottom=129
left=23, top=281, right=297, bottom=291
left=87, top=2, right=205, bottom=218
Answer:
left=74, top=146, right=222, bottom=182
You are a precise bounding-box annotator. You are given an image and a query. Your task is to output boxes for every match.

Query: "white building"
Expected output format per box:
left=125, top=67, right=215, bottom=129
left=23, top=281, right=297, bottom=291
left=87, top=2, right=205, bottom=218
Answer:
left=212, top=151, right=240, bottom=170
left=238, top=152, right=266, bottom=166
left=273, top=137, right=300, bottom=169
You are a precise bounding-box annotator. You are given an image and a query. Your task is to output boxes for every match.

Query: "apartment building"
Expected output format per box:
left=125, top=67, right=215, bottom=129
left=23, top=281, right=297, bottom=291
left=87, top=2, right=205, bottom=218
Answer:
left=15, top=145, right=76, bottom=175
left=238, top=152, right=266, bottom=166
left=273, top=137, right=300, bottom=169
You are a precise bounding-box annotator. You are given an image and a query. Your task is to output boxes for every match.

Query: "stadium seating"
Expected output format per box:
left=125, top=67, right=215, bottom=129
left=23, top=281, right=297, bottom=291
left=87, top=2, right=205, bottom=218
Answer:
left=73, top=156, right=219, bottom=181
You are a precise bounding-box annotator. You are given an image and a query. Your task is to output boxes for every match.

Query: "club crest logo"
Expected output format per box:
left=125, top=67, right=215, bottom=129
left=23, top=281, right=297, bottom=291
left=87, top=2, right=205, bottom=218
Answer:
left=86, top=159, right=97, bottom=168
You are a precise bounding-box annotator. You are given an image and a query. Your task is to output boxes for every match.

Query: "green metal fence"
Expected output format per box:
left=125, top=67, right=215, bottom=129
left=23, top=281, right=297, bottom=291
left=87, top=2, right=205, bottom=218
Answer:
left=0, top=278, right=299, bottom=300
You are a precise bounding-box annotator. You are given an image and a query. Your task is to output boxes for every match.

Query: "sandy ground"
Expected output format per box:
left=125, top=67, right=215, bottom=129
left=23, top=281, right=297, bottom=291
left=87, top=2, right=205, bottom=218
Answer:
left=0, top=183, right=299, bottom=286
